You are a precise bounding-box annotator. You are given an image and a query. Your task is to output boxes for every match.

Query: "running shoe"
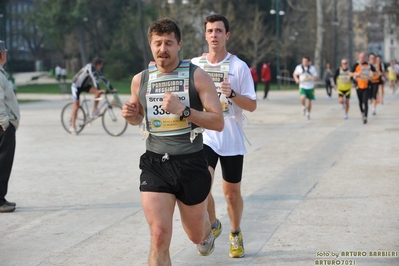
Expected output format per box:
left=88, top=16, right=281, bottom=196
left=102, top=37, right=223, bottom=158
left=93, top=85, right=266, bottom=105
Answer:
left=372, top=109, right=376, bottom=115
left=302, top=106, right=306, bottom=116
left=69, top=126, right=77, bottom=135
left=363, top=116, right=367, bottom=124
left=212, top=219, right=222, bottom=238
left=344, top=114, right=348, bottom=120
left=197, top=230, right=215, bottom=256
left=229, top=232, right=245, bottom=258
left=306, top=113, right=310, bottom=120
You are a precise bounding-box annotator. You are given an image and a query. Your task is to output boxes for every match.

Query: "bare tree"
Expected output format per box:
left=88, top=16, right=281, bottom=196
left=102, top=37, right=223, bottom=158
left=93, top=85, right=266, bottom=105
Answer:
left=313, top=0, right=324, bottom=76
left=239, top=6, right=274, bottom=65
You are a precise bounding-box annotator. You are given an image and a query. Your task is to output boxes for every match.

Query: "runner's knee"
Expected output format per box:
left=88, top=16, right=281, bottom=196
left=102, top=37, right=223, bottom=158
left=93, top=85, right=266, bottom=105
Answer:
left=150, top=226, right=172, bottom=248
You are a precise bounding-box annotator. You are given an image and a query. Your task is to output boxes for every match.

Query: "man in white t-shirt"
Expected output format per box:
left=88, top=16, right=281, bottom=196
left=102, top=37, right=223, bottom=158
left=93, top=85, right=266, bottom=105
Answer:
left=192, top=13, right=257, bottom=258
left=293, top=57, right=318, bottom=119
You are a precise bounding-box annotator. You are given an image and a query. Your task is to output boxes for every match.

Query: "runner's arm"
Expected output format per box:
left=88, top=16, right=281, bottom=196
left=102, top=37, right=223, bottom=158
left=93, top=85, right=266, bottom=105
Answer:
left=334, top=69, right=339, bottom=85
left=190, top=67, right=224, bottom=132
left=96, top=70, right=115, bottom=90
left=122, top=73, right=144, bottom=126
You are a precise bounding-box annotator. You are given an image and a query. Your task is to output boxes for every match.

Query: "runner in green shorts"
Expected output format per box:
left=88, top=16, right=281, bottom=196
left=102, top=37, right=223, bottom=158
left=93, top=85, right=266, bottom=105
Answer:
left=299, top=88, right=315, bottom=100
left=293, top=56, right=318, bottom=120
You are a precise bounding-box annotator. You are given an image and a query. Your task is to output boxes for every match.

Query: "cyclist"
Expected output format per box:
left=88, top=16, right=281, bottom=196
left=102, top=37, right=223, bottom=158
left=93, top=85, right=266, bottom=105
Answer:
left=70, top=57, right=115, bottom=135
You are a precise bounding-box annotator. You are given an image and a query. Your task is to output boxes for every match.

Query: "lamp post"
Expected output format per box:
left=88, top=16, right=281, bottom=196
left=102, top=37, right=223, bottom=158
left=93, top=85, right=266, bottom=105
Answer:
left=167, top=0, right=189, bottom=26
left=270, top=0, right=285, bottom=90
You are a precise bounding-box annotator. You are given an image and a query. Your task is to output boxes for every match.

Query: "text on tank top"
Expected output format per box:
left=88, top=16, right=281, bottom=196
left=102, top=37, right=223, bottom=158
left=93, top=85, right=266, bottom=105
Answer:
left=146, top=60, right=191, bottom=136
left=197, top=53, right=234, bottom=115
left=338, top=68, right=352, bottom=90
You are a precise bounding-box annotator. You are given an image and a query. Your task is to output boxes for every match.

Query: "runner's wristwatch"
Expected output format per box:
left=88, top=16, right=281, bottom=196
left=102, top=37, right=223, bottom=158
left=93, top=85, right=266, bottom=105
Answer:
left=180, top=106, right=191, bottom=121
left=228, top=90, right=237, bottom=98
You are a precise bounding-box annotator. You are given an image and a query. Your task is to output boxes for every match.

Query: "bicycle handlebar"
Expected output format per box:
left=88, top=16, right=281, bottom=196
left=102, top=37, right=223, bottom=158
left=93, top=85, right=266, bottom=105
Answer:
left=105, top=89, right=118, bottom=94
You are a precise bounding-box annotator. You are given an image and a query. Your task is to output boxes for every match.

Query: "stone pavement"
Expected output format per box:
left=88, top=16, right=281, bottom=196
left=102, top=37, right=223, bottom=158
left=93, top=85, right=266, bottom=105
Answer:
left=1, top=89, right=398, bottom=266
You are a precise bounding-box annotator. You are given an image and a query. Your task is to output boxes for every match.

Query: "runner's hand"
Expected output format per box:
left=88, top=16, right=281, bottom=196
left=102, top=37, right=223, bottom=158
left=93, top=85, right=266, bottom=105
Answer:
left=220, top=79, right=232, bottom=97
left=162, top=91, right=185, bottom=115
left=122, top=101, right=140, bottom=121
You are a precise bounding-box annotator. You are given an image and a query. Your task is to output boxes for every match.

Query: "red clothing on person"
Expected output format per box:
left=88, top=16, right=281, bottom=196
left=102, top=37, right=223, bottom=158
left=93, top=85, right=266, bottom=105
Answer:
left=261, top=63, right=271, bottom=82
left=250, top=66, right=258, bottom=83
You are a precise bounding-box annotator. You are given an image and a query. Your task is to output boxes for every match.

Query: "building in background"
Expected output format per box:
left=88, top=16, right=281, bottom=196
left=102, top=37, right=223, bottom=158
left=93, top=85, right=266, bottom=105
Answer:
left=366, top=7, right=385, bottom=59
left=0, top=0, right=40, bottom=72
left=384, top=15, right=399, bottom=63
left=352, top=10, right=368, bottom=59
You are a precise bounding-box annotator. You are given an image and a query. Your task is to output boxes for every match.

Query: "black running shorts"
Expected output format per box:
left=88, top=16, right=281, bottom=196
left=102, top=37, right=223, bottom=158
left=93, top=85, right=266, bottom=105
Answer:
left=338, top=89, right=351, bottom=99
left=203, top=144, right=244, bottom=184
left=139, top=150, right=211, bottom=206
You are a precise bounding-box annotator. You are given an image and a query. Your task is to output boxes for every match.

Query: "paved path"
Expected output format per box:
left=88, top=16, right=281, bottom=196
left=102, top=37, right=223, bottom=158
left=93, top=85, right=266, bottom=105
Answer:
left=1, top=89, right=398, bottom=266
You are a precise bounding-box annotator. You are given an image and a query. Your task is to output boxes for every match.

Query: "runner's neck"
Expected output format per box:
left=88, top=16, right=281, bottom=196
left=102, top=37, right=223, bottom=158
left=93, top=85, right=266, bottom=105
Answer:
left=206, top=49, right=229, bottom=64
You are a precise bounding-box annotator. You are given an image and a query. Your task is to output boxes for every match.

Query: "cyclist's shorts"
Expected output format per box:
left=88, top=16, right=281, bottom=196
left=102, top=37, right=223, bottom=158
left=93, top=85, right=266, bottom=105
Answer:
left=299, top=88, right=315, bottom=100
left=203, top=144, right=244, bottom=184
left=338, top=89, right=351, bottom=99
left=139, top=150, right=211, bottom=206
left=71, top=83, right=97, bottom=100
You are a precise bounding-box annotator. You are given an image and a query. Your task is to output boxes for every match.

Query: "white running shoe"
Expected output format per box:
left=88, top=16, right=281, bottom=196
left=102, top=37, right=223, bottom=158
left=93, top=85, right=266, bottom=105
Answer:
left=302, top=106, right=306, bottom=116
left=197, top=230, right=215, bottom=256
left=69, top=126, right=77, bottom=135
left=344, top=114, right=348, bottom=120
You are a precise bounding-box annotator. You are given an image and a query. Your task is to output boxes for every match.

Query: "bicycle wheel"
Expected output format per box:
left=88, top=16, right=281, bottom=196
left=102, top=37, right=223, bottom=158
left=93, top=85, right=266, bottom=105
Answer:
left=61, top=102, right=86, bottom=134
left=102, top=104, right=128, bottom=136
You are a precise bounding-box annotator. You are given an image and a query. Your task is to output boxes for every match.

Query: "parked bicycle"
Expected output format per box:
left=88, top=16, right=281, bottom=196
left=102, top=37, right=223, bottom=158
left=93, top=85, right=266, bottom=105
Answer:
left=61, top=90, right=128, bottom=136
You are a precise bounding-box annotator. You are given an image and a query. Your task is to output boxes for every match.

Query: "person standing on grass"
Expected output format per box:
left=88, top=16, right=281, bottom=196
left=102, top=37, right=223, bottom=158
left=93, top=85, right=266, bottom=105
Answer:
left=250, top=63, right=259, bottom=94
left=261, top=60, right=271, bottom=99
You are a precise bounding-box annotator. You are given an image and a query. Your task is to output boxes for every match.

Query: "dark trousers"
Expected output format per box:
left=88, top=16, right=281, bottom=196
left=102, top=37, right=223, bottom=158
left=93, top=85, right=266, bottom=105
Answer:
left=253, top=82, right=258, bottom=92
left=264, top=81, right=270, bottom=99
left=370, top=83, right=379, bottom=100
left=356, top=89, right=369, bottom=117
left=325, top=80, right=332, bottom=97
left=0, top=123, right=16, bottom=204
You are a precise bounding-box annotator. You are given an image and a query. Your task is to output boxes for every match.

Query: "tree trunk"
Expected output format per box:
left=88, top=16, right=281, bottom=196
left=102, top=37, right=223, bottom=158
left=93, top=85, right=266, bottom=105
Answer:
left=137, top=0, right=149, bottom=68
left=77, top=23, right=88, bottom=66
left=314, top=0, right=324, bottom=78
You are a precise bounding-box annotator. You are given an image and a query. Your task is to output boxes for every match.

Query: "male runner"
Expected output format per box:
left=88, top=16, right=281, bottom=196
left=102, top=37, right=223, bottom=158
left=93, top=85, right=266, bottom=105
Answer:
left=122, top=18, right=224, bottom=265
left=192, top=13, right=257, bottom=258
left=351, top=52, right=375, bottom=124
left=334, top=59, right=352, bottom=119
left=293, top=57, right=318, bottom=120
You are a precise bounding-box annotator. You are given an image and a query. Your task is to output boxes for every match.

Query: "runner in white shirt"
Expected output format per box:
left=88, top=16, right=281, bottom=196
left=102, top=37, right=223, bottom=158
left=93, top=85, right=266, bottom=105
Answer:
left=192, top=13, right=256, bottom=259
left=293, top=57, right=318, bottom=120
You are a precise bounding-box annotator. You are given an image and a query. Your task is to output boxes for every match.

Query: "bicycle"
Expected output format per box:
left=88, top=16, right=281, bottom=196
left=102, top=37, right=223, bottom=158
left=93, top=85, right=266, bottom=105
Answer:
left=61, top=90, right=128, bottom=136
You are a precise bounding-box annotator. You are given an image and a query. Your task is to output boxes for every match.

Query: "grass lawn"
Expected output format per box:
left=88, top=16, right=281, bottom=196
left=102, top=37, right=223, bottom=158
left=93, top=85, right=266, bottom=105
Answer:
left=16, top=79, right=132, bottom=95
left=17, top=99, right=43, bottom=104
left=15, top=80, right=300, bottom=95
